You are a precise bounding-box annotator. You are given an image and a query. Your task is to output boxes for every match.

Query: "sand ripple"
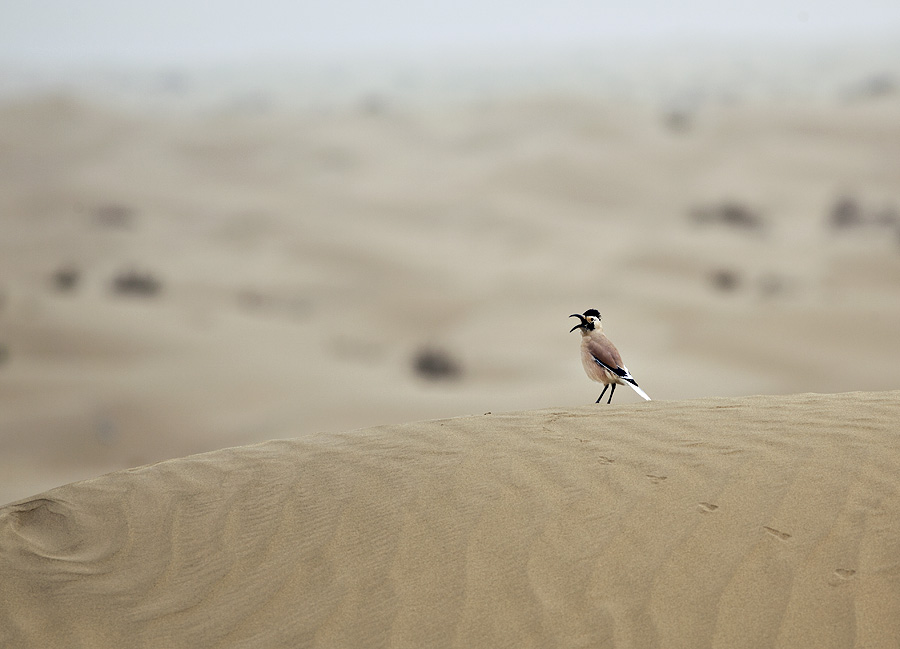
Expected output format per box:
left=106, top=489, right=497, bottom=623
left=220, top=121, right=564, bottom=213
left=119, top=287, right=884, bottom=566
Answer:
left=3, top=391, right=900, bottom=648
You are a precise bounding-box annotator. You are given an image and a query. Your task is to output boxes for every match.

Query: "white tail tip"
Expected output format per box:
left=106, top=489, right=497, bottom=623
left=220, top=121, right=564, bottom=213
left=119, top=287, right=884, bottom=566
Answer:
left=628, top=383, right=651, bottom=401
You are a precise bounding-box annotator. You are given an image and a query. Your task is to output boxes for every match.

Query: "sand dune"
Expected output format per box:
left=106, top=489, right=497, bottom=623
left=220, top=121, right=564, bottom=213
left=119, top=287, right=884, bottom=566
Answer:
left=3, top=390, right=899, bottom=648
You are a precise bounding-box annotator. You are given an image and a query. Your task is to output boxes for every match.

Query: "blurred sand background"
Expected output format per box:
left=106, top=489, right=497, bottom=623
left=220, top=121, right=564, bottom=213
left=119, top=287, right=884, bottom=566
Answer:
left=2, top=37, right=900, bottom=504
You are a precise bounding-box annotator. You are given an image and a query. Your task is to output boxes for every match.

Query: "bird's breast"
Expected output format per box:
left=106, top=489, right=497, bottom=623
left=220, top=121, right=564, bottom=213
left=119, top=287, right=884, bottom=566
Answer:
left=580, top=344, right=617, bottom=384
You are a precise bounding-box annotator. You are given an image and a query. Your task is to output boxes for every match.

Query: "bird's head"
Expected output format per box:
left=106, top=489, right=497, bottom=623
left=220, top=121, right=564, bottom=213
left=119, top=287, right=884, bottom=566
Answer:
left=569, top=309, right=601, bottom=333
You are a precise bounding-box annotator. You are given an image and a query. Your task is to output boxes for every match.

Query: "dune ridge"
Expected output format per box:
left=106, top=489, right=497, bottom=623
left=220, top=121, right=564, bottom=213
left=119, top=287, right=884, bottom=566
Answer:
left=2, top=390, right=900, bottom=648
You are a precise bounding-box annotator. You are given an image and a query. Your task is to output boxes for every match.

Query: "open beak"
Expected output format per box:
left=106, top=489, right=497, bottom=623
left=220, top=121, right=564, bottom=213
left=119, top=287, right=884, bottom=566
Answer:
left=569, top=313, right=587, bottom=333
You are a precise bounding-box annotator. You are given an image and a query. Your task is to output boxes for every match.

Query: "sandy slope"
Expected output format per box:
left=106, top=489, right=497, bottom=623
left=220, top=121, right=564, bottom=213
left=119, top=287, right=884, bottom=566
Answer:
left=2, top=390, right=899, bottom=648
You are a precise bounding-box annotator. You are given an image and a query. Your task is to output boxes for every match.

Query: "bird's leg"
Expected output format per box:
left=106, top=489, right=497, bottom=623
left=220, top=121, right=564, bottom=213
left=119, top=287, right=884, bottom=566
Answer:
left=595, top=384, right=609, bottom=404
left=607, top=383, right=616, bottom=404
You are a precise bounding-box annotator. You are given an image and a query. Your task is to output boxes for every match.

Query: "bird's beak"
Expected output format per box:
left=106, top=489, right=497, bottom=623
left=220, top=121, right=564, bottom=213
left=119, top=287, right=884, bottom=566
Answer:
left=569, top=314, right=587, bottom=333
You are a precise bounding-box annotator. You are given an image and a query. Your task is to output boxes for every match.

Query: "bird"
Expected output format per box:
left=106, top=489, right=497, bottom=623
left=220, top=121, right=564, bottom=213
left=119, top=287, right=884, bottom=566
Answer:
left=569, top=309, right=651, bottom=404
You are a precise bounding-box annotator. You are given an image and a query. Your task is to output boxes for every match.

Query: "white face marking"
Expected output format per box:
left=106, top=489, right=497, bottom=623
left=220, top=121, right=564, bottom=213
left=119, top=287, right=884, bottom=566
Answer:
left=586, top=316, right=600, bottom=327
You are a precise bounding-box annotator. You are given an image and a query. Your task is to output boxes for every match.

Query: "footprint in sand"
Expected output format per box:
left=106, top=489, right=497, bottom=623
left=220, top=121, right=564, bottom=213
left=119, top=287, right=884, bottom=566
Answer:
left=698, top=502, right=719, bottom=513
left=763, top=526, right=792, bottom=541
left=646, top=475, right=667, bottom=484
left=828, top=568, right=857, bottom=586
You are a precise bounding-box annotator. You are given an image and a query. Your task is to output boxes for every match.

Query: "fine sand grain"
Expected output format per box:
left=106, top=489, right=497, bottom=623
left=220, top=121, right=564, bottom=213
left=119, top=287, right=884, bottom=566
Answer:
left=3, top=390, right=899, bottom=648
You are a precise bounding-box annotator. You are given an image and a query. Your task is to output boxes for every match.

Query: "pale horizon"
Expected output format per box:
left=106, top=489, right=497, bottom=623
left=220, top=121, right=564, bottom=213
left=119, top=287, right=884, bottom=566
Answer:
left=2, top=0, right=900, bottom=68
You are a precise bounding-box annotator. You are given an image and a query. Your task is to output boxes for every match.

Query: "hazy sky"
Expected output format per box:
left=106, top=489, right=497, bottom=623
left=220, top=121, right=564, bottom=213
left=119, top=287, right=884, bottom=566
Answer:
left=2, top=0, right=900, bottom=67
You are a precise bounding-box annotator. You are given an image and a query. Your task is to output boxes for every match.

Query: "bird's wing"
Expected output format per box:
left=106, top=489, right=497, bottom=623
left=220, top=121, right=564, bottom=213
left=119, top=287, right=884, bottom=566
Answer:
left=587, top=333, right=651, bottom=400
left=586, top=336, right=627, bottom=377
